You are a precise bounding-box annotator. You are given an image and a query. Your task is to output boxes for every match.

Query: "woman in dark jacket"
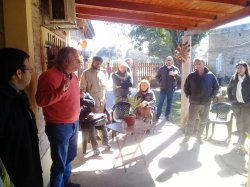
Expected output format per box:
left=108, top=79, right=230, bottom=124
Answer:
left=112, top=62, right=133, bottom=103
left=227, top=61, right=250, bottom=148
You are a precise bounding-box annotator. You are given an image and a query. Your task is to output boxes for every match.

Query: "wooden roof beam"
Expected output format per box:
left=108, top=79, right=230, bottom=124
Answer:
left=76, top=6, right=207, bottom=28
left=186, top=6, right=250, bottom=35
left=75, top=0, right=218, bottom=20
left=200, top=0, right=250, bottom=6
left=76, top=14, right=188, bottom=30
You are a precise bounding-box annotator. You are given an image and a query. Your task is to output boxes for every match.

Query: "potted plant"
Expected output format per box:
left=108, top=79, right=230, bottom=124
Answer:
left=124, top=96, right=141, bottom=126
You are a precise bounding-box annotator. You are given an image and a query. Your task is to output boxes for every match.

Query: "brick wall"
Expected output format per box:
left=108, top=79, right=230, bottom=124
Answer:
left=208, top=24, right=250, bottom=78
left=32, top=0, right=50, bottom=158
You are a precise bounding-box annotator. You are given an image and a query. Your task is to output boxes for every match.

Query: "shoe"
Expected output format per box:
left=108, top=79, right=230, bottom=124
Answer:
left=104, top=144, right=111, bottom=151
left=154, top=117, right=159, bottom=123
left=93, top=148, right=100, bottom=156
left=65, top=181, right=81, bottom=187
left=180, top=137, right=189, bottom=145
left=165, top=116, right=170, bottom=121
left=196, top=137, right=204, bottom=144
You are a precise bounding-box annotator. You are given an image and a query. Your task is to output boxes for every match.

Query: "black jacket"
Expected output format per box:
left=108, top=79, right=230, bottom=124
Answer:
left=227, top=74, right=250, bottom=103
left=184, top=68, right=219, bottom=104
left=112, top=71, right=133, bottom=97
left=156, top=65, right=180, bottom=92
left=79, top=92, right=95, bottom=120
left=0, top=84, right=43, bottom=187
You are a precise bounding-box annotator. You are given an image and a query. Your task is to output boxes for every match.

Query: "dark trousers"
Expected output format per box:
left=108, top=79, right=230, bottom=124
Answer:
left=232, top=102, right=250, bottom=144
left=156, top=90, right=174, bottom=118
left=185, top=103, right=210, bottom=138
left=45, top=121, right=79, bottom=187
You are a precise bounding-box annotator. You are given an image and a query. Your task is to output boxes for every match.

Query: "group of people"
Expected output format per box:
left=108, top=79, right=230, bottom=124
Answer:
left=0, top=46, right=250, bottom=187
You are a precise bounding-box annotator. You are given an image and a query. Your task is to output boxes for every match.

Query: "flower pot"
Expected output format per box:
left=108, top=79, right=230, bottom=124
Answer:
left=124, top=114, right=136, bottom=126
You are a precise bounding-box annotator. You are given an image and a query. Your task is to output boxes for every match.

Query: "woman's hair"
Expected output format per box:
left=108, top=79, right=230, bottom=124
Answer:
left=56, top=47, right=77, bottom=67
left=233, top=60, right=249, bottom=80
left=0, top=48, right=29, bottom=85
left=137, top=79, right=150, bottom=91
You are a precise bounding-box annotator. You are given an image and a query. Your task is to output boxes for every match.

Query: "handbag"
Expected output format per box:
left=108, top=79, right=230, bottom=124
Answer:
left=80, top=113, right=107, bottom=129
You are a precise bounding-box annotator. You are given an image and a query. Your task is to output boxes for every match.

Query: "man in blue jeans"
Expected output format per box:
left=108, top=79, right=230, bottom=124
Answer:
left=156, top=56, right=180, bottom=121
left=36, top=47, right=81, bottom=187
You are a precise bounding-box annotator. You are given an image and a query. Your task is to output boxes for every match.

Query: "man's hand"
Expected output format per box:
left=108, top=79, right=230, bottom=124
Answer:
left=61, top=78, right=70, bottom=92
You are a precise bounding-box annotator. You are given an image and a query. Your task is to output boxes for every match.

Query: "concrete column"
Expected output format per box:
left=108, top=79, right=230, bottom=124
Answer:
left=180, top=35, right=192, bottom=127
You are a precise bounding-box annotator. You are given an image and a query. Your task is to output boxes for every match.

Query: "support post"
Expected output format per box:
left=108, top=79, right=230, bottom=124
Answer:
left=180, top=35, right=192, bottom=127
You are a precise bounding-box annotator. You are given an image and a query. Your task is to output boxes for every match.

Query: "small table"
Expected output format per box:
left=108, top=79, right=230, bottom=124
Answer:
left=106, top=120, right=153, bottom=172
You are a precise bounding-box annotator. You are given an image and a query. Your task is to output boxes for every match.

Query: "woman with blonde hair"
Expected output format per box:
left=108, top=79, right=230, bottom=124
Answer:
left=135, top=79, right=156, bottom=122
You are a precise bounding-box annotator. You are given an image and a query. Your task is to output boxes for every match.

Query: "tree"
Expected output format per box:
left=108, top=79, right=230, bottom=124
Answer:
left=96, top=46, right=123, bottom=61
left=129, top=26, right=207, bottom=60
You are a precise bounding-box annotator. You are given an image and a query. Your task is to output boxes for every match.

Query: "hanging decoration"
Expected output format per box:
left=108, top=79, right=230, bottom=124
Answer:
left=174, top=41, right=191, bottom=63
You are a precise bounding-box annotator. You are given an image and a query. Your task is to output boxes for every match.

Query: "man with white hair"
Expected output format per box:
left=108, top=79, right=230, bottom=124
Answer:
left=181, top=57, right=219, bottom=144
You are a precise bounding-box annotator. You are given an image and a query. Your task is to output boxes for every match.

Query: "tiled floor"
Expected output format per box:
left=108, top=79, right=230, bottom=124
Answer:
left=71, top=118, right=247, bottom=187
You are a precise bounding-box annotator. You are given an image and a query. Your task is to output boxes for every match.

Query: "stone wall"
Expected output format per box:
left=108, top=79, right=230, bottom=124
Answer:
left=208, top=24, right=250, bottom=78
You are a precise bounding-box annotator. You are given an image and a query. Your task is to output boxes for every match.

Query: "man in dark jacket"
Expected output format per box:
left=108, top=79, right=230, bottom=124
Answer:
left=0, top=48, right=43, bottom=187
left=181, top=57, right=219, bottom=144
left=155, top=56, right=180, bottom=121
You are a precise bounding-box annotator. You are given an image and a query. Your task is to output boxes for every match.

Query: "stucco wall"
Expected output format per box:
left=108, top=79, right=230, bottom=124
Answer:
left=0, top=0, right=4, bottom=47
left=208, top=24, right=250, bottom=78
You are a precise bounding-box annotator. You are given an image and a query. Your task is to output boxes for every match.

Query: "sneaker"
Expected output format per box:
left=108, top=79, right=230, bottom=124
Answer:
left=104, top=144, right=111, bottom=151
left=180, top=137, right=189, bottom=145
left=196, top=137, right=204, bottom=144
left=65, top=180, right=81, bottom=187
left=93, top=148, right=100, bottom=156
left=154, top=117, right=159, bottom=123
left=165, top=116, right=170, bottom=121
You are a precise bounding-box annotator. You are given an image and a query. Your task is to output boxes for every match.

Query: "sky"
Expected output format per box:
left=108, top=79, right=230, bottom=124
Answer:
left=87, top=21, right=133, bottom=57
left=215, top=15, right=250, bottom=29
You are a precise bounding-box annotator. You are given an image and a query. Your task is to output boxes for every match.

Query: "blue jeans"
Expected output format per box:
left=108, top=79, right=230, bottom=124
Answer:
left=45, top=121, right=79, bottom=187
left=156, top=90, right=174, bottom=118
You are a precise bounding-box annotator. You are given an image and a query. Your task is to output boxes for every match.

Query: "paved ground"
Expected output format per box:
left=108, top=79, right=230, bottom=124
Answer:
left=70, top=77, right=248, bottom=187
left=71, top=117, right=248, bottom=187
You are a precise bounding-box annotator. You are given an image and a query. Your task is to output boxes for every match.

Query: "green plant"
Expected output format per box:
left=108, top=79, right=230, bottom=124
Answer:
left=128, top=96, right=141, bottom=115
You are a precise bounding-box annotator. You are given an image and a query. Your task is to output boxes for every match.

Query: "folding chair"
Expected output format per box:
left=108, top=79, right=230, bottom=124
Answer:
left=110, top=102, right=130, bottom=139
left=205, top=102, right=233, bottom=142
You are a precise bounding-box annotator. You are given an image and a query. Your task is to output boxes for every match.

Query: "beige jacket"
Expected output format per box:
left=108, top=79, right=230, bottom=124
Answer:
left=80, top=68, right=107, bottom=113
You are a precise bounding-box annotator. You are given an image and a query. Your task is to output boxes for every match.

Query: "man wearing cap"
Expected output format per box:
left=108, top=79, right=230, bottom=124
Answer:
left=155, top=56, right=180, bottom=121
left=227, top=61, right=250, bottom=149
left=181, top=57, right=219, bottom=144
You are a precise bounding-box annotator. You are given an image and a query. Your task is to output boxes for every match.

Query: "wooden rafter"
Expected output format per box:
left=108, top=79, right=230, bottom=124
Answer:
left=200, top=0, right=250, bottom=6
left=76, top=14, right=188, bottom=30
left=186, top=5, right=250, bottom=34
left=75, top=0, right=250, bottom=33
left=75, top=0, right=219, bottom=20
left=76, top=6, right=209, bottom=29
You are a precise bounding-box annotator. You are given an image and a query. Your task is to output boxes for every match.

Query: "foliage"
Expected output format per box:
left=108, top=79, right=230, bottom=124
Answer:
left=96, top=46, right=123, bottom=61
left=128, top=96, right=141, bottom=114
left=129, top=26, right=207, bottom=60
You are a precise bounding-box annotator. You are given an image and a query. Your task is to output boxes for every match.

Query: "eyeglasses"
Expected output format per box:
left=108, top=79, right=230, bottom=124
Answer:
left=22, top=68, right=33, bottom=73
left=166, top=59, right=172, bottom=62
